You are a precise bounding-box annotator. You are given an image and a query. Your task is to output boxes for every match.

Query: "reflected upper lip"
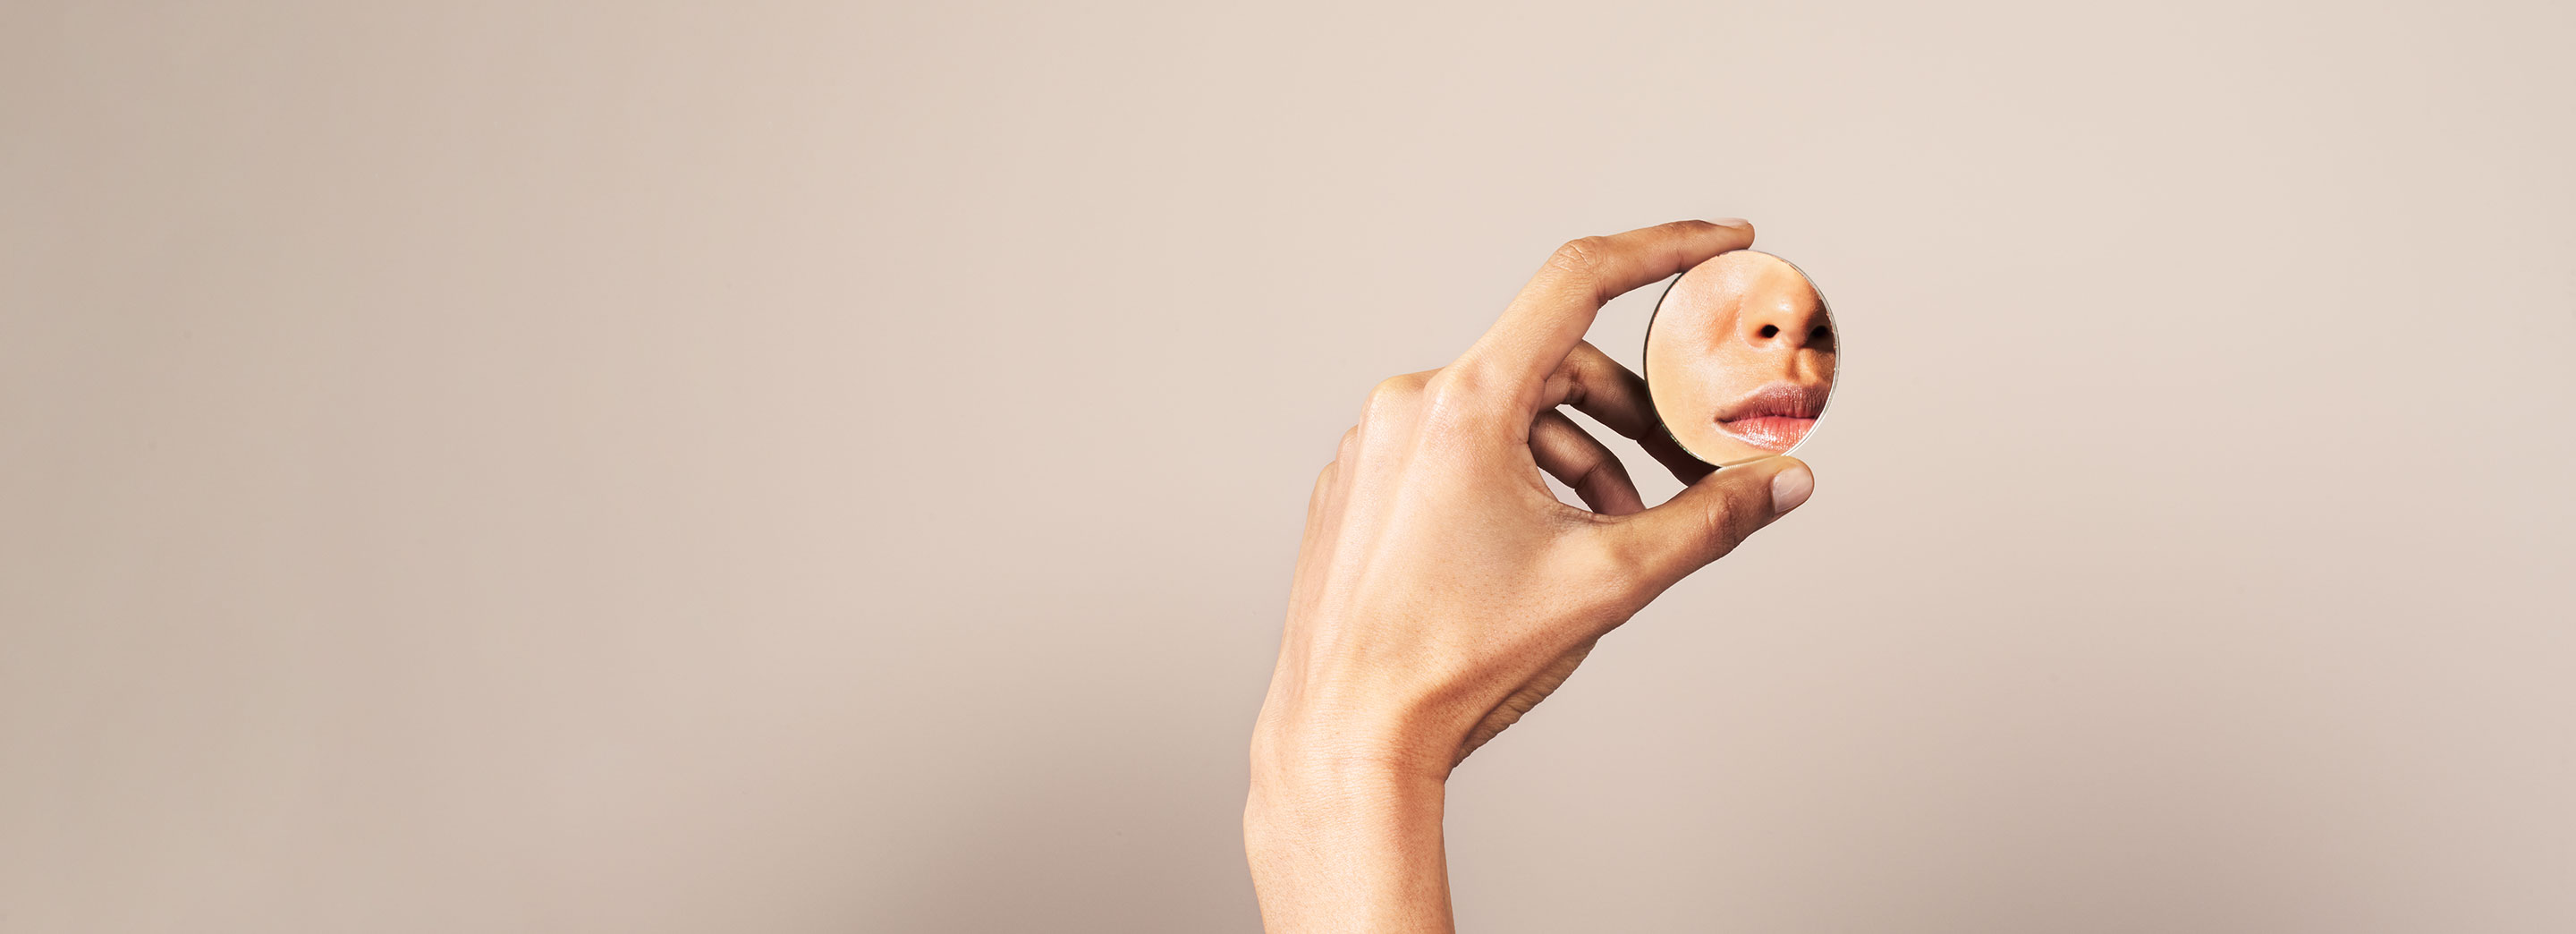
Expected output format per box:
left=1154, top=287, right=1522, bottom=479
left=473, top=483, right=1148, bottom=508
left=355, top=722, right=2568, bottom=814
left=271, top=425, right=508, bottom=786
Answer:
left=1715, top=382, right=1828, bottom=421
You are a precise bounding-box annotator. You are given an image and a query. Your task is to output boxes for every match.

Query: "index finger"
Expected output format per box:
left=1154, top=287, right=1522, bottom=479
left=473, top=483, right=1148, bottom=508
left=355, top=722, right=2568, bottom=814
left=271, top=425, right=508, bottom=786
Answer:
left=1453, top=218, right=1754, bottom=411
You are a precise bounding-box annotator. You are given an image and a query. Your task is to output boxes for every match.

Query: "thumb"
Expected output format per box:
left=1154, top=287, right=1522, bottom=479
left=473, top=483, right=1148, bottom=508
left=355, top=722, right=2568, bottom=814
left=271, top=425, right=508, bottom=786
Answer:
left=1610, top=455, right=1815, bottom=590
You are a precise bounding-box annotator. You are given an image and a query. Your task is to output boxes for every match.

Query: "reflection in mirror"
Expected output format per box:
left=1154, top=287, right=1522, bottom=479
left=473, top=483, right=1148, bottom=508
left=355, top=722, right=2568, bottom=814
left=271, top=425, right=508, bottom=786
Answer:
left=1643, top=250, right=1838, bottom=467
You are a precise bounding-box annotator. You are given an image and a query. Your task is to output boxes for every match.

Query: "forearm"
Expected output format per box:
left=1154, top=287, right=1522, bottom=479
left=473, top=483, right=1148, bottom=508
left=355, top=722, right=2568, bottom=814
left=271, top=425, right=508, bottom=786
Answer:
left=1243, top=760, right=1453, bottom=933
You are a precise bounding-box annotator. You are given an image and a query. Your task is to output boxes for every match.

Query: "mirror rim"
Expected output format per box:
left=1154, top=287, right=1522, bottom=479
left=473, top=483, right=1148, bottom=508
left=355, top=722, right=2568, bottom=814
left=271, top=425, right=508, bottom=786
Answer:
left=1639, top=248, right=1842, bottom=469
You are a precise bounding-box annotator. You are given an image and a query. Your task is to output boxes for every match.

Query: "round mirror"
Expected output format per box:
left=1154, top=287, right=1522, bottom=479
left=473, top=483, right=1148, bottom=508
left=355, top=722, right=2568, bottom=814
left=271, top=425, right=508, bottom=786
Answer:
left=1642, top=250, right=1839, bottom=467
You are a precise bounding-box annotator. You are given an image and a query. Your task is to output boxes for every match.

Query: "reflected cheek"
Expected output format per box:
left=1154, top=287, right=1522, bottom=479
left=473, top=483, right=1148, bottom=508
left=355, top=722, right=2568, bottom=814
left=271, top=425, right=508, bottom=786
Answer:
left=1655, top=381, right=1705, bottom=437
left=1703, top=352, right=1758, bottom=400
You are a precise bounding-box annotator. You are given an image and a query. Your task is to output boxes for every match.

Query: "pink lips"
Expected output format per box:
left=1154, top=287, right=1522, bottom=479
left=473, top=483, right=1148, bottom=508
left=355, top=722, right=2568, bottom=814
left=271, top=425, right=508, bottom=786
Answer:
left=1713, top=382, right=1828, bottom=453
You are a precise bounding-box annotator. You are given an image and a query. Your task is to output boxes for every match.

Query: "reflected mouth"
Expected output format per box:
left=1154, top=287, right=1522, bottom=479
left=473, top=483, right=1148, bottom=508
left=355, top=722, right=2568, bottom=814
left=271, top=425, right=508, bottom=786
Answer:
left=1713, top=382, right=1827, bottom=453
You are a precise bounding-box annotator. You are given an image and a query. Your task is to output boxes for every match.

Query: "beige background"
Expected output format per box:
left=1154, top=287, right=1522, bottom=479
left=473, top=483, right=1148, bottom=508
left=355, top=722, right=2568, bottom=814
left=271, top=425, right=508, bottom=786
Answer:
left=5, top=2, right=2572, bottom=931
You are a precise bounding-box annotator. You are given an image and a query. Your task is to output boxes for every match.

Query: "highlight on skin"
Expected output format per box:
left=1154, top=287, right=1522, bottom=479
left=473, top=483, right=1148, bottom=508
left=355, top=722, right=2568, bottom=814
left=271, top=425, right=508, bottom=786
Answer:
left=1643, top=250, right=1837, bottom=466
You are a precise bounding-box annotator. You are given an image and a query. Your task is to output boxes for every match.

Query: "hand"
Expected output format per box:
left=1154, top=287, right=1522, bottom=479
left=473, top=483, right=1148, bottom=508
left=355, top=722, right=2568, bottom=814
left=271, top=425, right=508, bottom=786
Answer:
left=1245, top=219, right=1818, bottom=933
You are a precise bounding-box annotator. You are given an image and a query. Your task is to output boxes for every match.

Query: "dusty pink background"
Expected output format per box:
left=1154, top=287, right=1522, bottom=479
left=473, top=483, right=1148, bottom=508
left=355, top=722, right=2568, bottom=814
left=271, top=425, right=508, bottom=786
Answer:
left=6, top=2, right=2572, bottom=931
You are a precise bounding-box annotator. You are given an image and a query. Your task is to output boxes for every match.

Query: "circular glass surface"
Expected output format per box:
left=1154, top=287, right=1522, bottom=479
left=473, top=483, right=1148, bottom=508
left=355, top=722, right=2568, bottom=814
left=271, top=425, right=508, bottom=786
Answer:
left=1642, top=250, right=1839, bottom=467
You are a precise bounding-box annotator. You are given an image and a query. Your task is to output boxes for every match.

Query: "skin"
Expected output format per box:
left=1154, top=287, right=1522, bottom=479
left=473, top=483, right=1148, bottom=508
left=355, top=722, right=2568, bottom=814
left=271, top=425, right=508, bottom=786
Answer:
left=1246, top=219, right=1818, bottom=933
left=1645, top=250, right=1837, bottom=466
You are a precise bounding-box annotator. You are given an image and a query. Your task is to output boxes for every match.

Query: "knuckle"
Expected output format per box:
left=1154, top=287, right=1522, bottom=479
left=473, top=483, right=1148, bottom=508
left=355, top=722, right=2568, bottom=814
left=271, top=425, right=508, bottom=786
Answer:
left=1557, top=343, right=1603, bottom=386
left=1699, top=498, right=1737, bottom=546
left=1697, top=494, right=1757, bottom=556
left=1416, top=371, right=1486, bottom=432
left=1360, top=372, right=1440, bottom=437
left=1422, top=364, right=1478, bottom=401
left=1545, top=236, right=1608, bottom=280
left=1361, top=376, right=1419, bottom=422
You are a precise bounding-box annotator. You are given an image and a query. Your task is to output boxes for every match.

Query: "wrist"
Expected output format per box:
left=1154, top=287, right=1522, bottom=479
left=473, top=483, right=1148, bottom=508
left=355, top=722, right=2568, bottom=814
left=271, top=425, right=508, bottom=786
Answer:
left=1246, top=744, right=1447, bottom=826
left=1245, top=692, right=1461, bottom=931
left=1243, top=765, right=1445, bottom=851
left=1250, top=687, right=1460, bottom=785
left=1242, top=743, right=1453, bottom=933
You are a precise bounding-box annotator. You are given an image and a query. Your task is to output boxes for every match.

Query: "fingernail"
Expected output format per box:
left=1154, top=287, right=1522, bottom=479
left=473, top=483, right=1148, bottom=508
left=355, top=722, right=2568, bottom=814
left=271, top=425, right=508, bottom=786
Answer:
left=1708, top=217, right=1750, bottom=229
left=1769, top=463, right=1815, bottom=515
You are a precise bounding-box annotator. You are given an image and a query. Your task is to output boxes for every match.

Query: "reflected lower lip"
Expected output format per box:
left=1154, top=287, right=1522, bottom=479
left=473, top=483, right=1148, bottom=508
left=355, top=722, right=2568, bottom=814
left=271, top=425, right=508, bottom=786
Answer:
left=1714, top=415, right=1816, bottom=452
left=1713, top=382, right=1828, bottom=452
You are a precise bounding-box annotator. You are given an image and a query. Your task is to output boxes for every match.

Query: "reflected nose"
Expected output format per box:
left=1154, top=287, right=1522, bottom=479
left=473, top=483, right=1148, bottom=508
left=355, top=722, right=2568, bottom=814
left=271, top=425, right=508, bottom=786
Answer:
left=1737, top=294, right=1833, bottom=354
